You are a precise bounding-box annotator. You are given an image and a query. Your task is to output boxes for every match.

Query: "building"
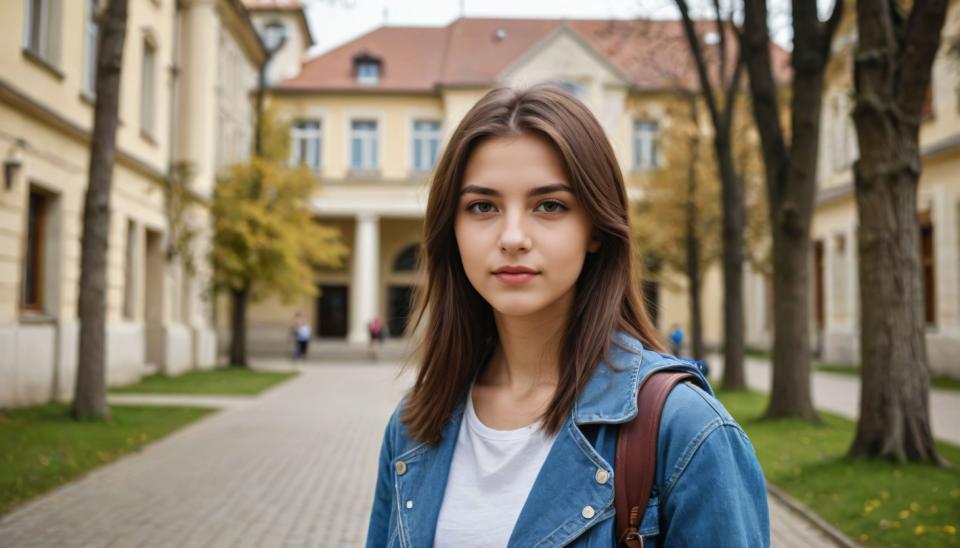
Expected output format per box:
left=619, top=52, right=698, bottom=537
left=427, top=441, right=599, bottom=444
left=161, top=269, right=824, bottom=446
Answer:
left=793, top=0, right=960, bottom=377
left=0, top=0, right=265, bottom=408
left=239, top=16, right=789, bottom=351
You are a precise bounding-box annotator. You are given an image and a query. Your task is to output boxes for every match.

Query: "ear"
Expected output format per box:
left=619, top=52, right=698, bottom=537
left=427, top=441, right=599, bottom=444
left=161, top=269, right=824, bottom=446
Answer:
left=587, top=232, right=601, bottom=253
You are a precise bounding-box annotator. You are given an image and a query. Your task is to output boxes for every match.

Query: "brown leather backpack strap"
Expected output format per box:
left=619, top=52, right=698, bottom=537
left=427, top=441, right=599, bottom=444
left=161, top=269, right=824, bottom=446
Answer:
left=615, top=371, right=695, bottom=547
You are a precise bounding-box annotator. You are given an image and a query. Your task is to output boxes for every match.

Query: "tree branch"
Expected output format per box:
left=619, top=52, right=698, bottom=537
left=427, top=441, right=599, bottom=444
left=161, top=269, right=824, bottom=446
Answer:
left=897, top=0, right=949, bottom=117
left=676, top=0, right=721, bottom=126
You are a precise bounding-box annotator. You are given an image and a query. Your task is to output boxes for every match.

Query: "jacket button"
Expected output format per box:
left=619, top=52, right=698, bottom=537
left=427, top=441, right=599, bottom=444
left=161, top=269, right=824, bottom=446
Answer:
left=595, top=468, right=609, bottom=484
left=406, top=500, right=414, bottom=509
left=581, top=505, right=595, bottom=519
left=395, top=460, right=407, bottom=475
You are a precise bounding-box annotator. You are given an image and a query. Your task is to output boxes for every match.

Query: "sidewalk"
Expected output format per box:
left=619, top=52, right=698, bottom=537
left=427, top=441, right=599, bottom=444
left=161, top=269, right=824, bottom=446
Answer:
left=0, top=359, right=840, bottom=547
left=710, top=353, right=960, bottom=445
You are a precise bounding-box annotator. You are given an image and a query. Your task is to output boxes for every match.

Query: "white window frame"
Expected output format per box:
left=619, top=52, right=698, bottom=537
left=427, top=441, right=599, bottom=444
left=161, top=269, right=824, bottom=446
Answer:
left=411, top=120, right=441, bottom=172
left=633, top=119, right=659, bottom=172
left=290, top=119, right=322, bottom=171
left=140, top=37, right=157, bottom=138
left=350, top=119, right=379, bottom=170
left=23, top=0, right=62, bottom=67
left=82, top=0, right=98, bottom=96
left=357, top=61, right=380, bottom=85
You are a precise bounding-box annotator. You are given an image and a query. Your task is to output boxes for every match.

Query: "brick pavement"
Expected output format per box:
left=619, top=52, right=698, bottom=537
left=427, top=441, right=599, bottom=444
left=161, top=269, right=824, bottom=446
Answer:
left=0, top=360, right=839, bottom=547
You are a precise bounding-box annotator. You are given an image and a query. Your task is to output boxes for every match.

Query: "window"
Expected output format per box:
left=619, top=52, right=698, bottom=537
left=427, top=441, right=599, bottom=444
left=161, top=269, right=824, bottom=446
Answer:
left=555, top=80, right=587, bottom=100
left=633, top=120, right=659, bottom=171
left=920, top=210, right=935, bottom=326
left=411, top=120, right=441, bottom=172
left=23, top=0, right=61, bottom=67
left=830, top=92, right=858, bottom=172
left=21, top=188, right=51, bottom=312
left=350, top=120, right=378, bottom=170
left=290, top=120, right=322, bottom=170
left=123, top=220, right=137, bottom=320
left=82, top=0, right=98, bottom=95
left=141, top=38, right=156, bottom=137
left=831, top=234, right=848, bottom=319
left=357, top=61, right=380, bottom=85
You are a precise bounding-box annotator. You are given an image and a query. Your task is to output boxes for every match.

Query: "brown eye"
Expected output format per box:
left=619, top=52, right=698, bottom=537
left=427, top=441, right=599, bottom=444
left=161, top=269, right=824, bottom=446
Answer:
left=536, top=200, right=568, bottom=213
left=467, top=201, right=497, bottom=214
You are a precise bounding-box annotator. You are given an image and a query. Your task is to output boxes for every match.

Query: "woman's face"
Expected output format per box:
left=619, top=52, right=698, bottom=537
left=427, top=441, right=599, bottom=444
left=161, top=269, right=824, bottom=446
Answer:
left=454, top=133, right=598, bottom=319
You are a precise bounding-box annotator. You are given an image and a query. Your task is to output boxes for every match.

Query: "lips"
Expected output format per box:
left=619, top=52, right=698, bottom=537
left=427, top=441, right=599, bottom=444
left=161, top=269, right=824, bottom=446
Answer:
left=493, top=265, right=539, bottom=274
left=492, top=265, right=540, bottom=285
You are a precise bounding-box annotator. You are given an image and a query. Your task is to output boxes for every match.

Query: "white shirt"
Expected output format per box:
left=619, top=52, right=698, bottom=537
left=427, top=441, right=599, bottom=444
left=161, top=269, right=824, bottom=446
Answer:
left=433, top=385, right=559, bottom=547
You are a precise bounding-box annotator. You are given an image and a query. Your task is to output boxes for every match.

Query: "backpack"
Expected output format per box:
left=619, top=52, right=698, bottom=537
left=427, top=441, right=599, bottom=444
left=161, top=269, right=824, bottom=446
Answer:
left=615, top=370, right=694, bottom=547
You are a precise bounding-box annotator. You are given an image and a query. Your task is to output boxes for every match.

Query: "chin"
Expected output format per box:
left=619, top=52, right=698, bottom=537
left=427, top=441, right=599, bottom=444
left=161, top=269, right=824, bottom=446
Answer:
left=485, top=292, right=557, bottom=318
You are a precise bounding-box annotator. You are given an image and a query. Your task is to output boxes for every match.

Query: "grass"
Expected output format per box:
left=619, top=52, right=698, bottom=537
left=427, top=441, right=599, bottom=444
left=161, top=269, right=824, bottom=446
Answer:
left=109, top=367, right=298, bottom=396
left=718, top=390, right=960, bottom=547
left=0, top=403, right=215, bottom=516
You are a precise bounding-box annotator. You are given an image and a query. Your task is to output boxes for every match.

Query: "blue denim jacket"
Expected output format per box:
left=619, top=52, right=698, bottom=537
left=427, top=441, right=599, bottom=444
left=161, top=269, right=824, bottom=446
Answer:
left=365, top=331, right=770, bottom=547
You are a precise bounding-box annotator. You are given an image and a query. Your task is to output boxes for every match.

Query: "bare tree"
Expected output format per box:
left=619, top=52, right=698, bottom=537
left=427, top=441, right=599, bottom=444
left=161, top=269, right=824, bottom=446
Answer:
left=73, top=0, right=130, bottom=420
left=741, top=0, right=843, bottom=419
left=849, top=0, right=948, bottom=463
left=674, top=0, right=748, bottom=389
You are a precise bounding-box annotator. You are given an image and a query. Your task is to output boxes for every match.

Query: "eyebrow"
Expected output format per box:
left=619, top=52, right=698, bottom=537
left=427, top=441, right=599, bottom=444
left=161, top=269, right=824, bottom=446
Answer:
left=459, top=183, right=573, bottom=198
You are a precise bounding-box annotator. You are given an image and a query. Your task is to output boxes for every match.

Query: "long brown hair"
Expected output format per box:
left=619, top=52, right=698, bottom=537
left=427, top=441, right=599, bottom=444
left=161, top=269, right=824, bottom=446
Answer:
left=402, top=83, right=664, bottom=445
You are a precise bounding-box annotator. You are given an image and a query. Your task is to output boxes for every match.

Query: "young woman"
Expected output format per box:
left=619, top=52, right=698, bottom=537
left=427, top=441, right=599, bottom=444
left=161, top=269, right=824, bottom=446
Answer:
left=365, top=84, right=769, bottom=547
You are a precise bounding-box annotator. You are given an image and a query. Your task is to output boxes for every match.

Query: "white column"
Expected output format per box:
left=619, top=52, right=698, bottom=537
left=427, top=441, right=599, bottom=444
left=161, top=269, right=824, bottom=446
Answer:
left=349, top=213, right=380, bottom=343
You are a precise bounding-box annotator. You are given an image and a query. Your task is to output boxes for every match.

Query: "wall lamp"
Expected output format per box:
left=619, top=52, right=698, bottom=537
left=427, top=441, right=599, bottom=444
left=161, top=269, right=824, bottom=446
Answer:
left=4, top=139, right=25, bottom=191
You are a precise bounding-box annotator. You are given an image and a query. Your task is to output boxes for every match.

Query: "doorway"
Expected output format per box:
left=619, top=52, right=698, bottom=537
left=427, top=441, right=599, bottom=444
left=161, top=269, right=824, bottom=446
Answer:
left=316, top=284, right=348, bottom=337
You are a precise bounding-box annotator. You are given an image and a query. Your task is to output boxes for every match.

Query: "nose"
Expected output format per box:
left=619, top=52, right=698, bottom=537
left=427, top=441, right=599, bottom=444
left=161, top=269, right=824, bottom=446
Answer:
left=498, top=208, right=531, bottom=253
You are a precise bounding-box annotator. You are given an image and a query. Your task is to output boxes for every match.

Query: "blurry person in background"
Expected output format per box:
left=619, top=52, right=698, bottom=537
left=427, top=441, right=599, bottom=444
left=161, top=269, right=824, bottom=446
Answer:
left=669, top=323, right=684, bottom=357
left=368, top=315, right=385, bottom=359
left=291, top=312, right=311, bottom=361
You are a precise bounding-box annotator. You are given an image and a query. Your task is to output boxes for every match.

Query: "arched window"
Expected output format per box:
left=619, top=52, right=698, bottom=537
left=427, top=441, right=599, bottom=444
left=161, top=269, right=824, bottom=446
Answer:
left=393, top=243, right=420, bottom=272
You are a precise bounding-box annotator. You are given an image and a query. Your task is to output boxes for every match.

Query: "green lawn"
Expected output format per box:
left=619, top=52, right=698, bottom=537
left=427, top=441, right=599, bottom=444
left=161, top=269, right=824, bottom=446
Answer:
left=815, top=364, right=960, bottom=392
left=719, top=390, right=960, bottom=547
left=109, top=367, right=298, bottom=396
left=0, top=403, right=215, bottom=516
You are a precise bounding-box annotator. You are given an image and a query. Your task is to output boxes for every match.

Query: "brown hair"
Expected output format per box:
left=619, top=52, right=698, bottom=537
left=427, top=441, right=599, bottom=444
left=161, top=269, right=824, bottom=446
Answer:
left=402, top=83, right=664, bottom=445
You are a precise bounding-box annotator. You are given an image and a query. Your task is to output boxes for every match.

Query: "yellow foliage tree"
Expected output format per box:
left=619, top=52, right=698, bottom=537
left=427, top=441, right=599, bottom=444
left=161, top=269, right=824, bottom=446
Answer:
left=632, top=93, right=767, bottom=359
left=213, top=108, right=348, bottom=366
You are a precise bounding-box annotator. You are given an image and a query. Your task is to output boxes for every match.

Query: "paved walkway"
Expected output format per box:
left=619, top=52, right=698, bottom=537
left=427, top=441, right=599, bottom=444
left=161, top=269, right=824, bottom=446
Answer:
left=0, top=360, right=838, bottom=547
left=710, top=354, right=960, bottom=445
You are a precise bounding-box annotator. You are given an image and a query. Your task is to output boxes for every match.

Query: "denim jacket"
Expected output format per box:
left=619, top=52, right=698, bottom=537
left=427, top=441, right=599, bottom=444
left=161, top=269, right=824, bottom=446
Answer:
left=365, top=331, right=770, bottom=547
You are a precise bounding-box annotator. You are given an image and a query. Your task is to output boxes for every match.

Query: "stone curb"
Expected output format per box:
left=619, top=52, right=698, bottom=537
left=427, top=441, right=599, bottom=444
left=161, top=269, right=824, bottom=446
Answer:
left=767, top=483, right=860, bottom=548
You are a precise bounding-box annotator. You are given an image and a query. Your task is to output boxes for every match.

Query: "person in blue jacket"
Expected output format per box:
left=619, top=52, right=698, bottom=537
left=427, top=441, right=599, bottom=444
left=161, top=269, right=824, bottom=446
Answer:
left=365, top=83, right=769, bottom=547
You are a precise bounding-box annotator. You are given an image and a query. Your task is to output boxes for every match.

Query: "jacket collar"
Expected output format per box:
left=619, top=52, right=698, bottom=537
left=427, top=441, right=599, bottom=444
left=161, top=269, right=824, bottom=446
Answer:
left=572, top=330, right=711, bottom=425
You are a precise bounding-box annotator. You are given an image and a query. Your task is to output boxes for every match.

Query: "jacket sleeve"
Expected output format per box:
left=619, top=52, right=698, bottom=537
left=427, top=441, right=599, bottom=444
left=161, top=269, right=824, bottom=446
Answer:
left=364, top=408, right=398, bottom=548
left=659, top=421, right=770, bottom=546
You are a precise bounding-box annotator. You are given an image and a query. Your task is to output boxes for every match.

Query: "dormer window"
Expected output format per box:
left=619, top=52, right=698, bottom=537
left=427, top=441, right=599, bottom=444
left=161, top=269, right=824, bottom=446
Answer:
left=353, top=53, right=382, bottom=85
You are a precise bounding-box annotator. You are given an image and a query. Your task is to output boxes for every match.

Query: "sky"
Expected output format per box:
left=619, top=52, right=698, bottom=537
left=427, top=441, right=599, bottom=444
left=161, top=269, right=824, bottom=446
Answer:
left=299, top=0, right=806, bottom=59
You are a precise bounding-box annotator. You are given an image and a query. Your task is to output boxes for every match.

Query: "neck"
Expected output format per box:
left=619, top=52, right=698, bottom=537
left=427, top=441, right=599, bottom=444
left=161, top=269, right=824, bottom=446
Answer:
left=482, top=289, right=573, bottom=394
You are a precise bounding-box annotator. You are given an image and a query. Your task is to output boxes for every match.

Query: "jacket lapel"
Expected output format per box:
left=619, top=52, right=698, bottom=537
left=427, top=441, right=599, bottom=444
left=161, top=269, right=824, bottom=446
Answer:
left=506, top=415, right=615, bottom=546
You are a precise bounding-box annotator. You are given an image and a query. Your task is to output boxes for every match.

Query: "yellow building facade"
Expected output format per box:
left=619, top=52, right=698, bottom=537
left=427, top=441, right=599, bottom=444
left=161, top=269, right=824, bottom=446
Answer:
left=0, top=0, right=265, bottom=408
left=245, top=17, right=777, bottom=352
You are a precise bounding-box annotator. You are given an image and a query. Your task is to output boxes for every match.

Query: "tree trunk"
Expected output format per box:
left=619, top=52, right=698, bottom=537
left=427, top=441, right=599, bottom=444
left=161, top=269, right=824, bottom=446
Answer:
left=742, top=0, right=841, bottom=419
left=674, top=0, right=747, bottom=388
left=848, top=0, right=947, bottom=463
left=73, top=0, right=130, bottom=421
left=684, top=122, right=704, bottom=361
left=229, top=286, right=249, bottom=367
left=716, top=134, right=746, bottom=389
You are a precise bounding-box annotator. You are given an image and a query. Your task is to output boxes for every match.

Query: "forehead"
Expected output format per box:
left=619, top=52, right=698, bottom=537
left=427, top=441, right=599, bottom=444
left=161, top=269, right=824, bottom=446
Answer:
left=462, top=133, right=567, bottom=189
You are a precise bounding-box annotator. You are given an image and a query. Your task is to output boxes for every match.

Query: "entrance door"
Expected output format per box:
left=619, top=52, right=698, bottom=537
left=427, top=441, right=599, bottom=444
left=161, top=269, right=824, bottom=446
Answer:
left=387, top=285, right=414, bottom=338
left=316, top=285, right=348, bottom=337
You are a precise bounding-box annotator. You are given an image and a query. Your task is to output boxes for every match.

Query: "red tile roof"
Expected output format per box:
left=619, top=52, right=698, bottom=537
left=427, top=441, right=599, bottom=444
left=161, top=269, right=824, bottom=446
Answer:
left=277, top=17, right=791, bottom=93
